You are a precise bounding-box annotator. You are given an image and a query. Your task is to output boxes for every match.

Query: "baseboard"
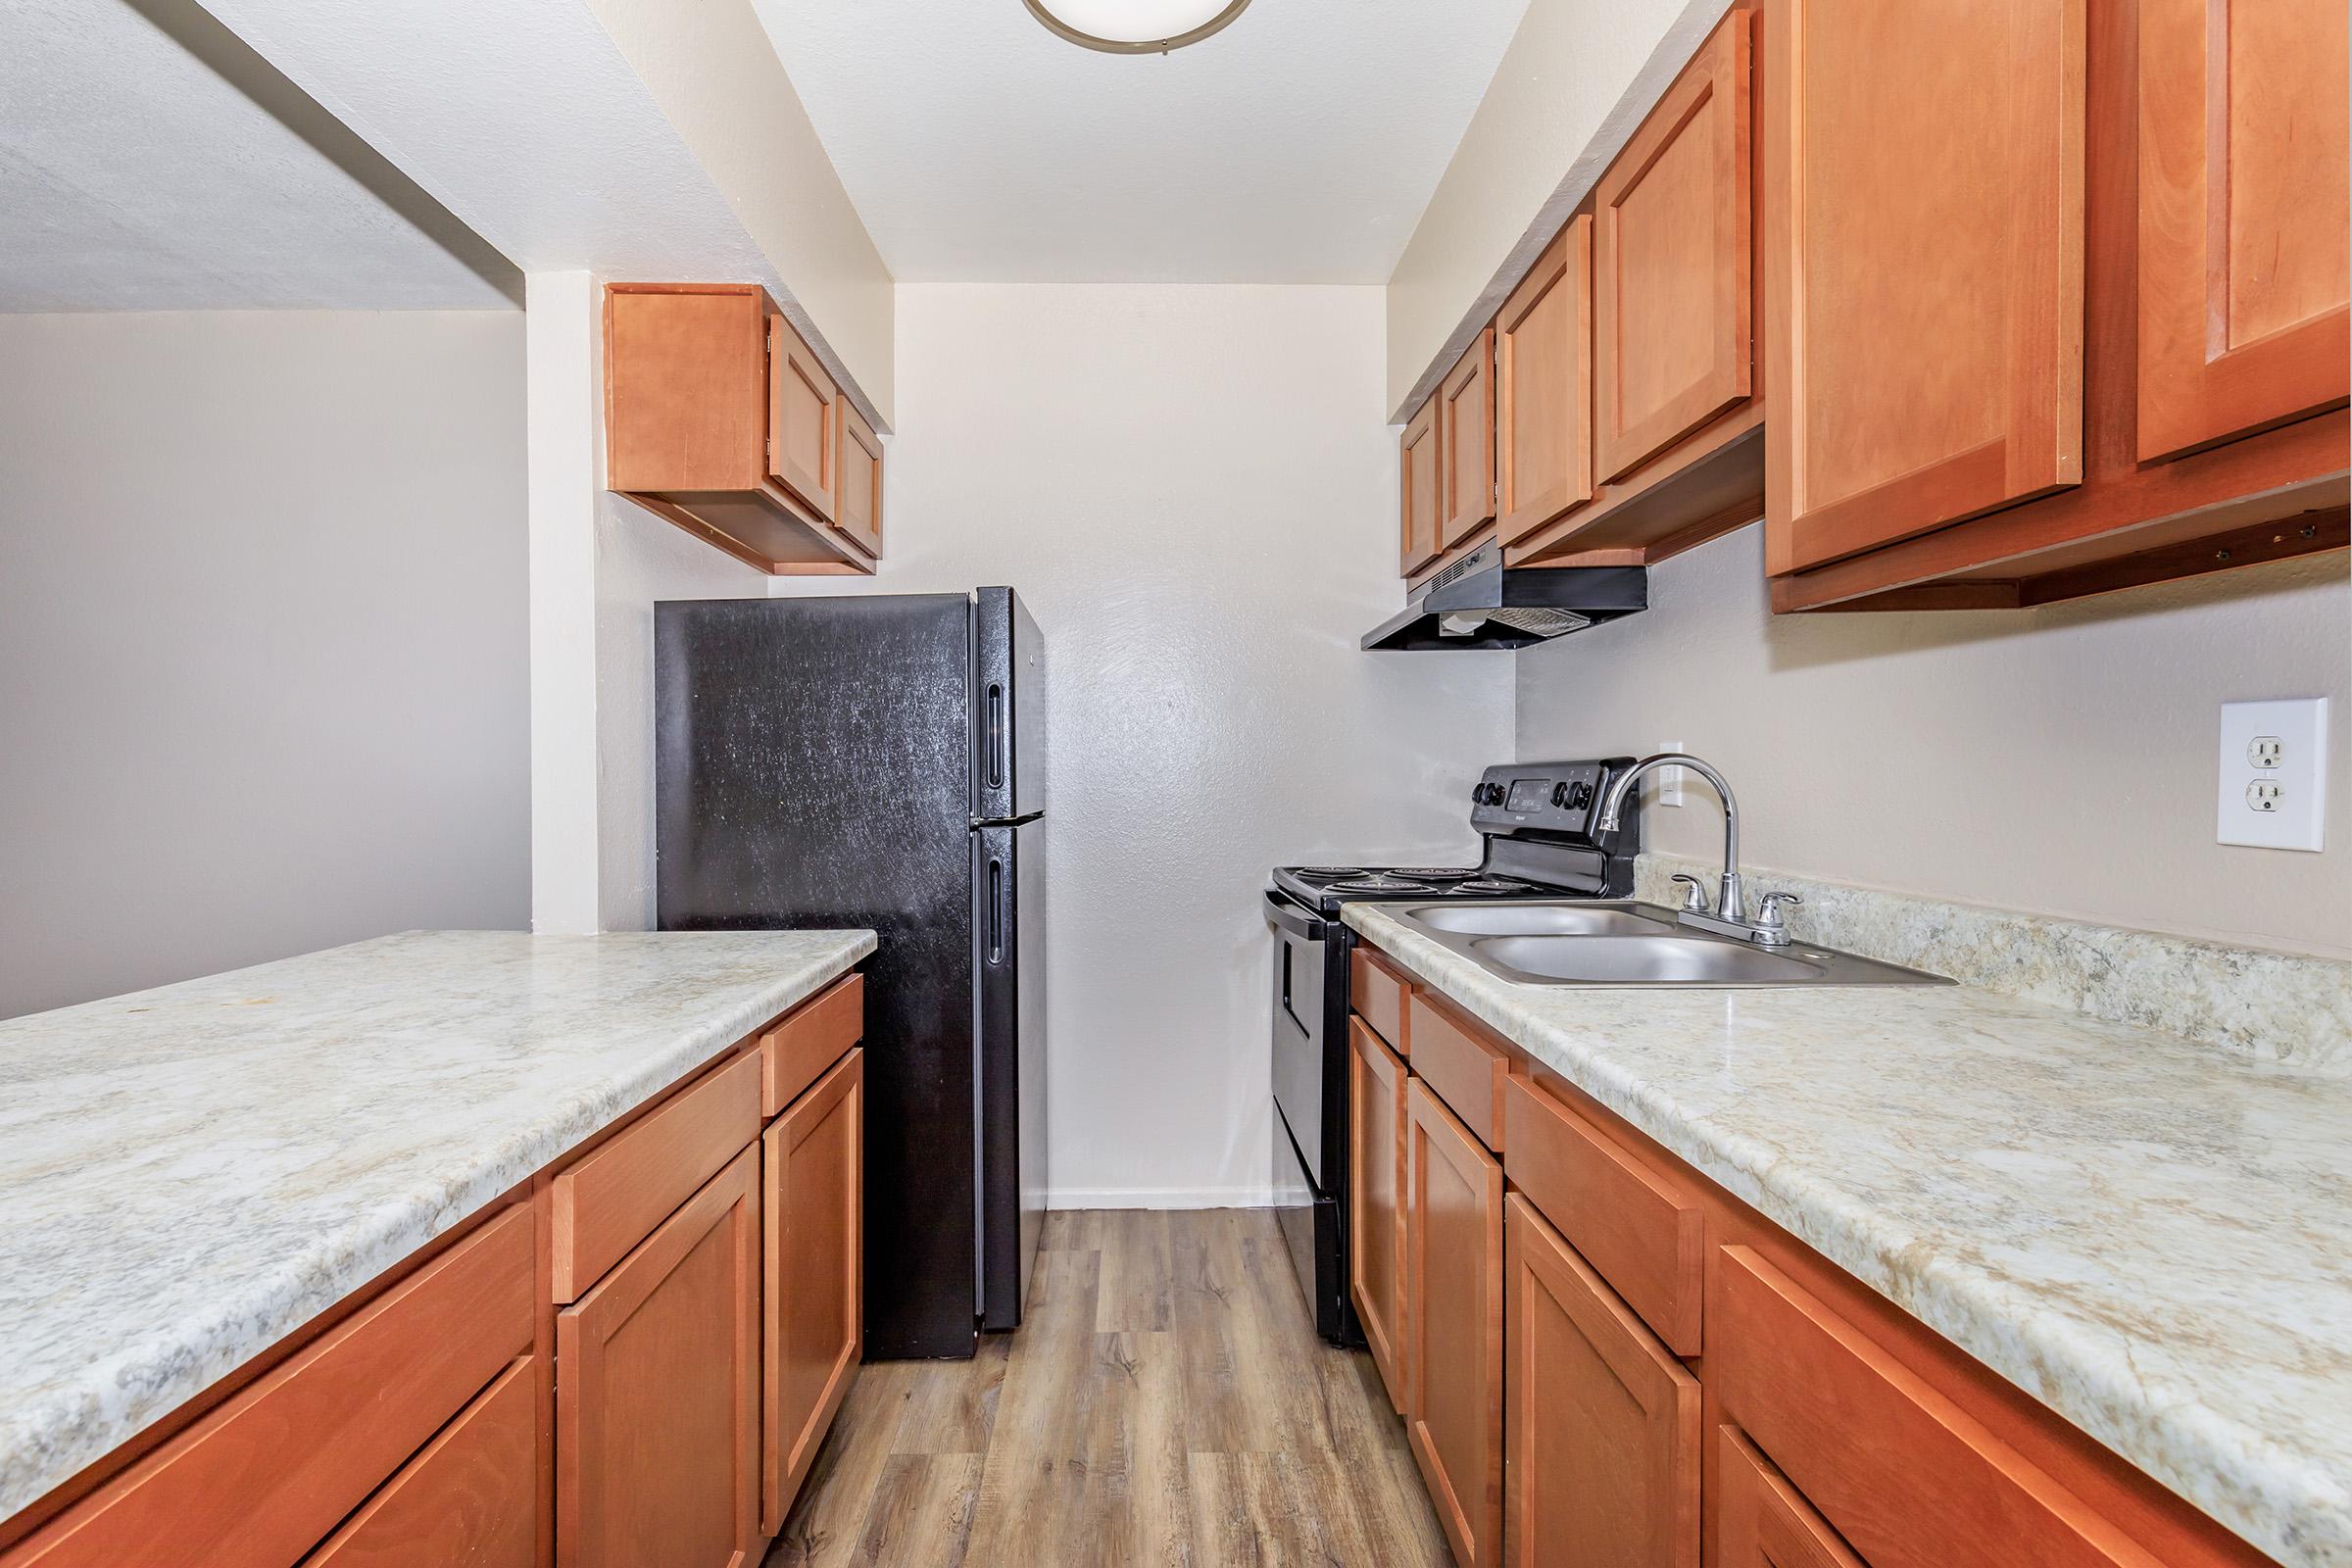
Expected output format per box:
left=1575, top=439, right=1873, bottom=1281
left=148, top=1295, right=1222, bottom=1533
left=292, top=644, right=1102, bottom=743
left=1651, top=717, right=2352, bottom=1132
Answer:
left=1044, top=1186, right=1277, bottom=1210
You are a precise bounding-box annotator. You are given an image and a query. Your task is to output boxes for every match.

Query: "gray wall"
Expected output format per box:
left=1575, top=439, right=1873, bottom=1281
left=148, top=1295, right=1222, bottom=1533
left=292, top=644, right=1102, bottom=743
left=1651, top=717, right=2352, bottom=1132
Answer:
left=0, top=311, right=529, bottom=1017
left=1517, top=525, right=2352, bottom=959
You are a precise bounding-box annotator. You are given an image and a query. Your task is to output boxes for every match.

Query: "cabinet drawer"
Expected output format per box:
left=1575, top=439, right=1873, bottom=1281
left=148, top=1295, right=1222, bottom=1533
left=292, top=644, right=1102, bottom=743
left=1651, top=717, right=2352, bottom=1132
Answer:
left=1714, top=1425, right=1864, bottom=1568
left=1711, top=1246, right=2160, bottom=1568
left=1350, top=948, right=1410, bottom=1055
left=301, top=1356, right=538, bottom=1567
left=552, top=1049, right=762, bottom=1301
left=13, top=1204, right=534, bottom=1568
left=760, top=973, right=864, bottom=1118
left=1407, top=991, right=1509, bottom=1151
left=1501, top=1074, right=1702, bottom=1356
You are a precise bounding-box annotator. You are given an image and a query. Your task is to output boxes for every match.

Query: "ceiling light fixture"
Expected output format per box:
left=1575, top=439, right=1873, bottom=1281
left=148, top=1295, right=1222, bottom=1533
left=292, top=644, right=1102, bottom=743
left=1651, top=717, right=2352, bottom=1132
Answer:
left=1021, top=0, right=1253, bottom=54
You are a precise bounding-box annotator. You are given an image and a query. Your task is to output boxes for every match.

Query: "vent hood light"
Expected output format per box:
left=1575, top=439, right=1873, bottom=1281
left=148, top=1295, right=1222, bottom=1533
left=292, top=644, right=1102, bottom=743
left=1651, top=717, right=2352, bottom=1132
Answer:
left=1362, top=541, right=1646, bottom=652
left=1022, top=0, right=1252, bottom=53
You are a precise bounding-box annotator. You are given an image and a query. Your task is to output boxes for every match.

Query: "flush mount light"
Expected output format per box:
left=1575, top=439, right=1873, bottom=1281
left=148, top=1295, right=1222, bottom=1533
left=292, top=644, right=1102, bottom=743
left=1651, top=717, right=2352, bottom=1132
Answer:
left=1022, top=0, right=1252, bottom=54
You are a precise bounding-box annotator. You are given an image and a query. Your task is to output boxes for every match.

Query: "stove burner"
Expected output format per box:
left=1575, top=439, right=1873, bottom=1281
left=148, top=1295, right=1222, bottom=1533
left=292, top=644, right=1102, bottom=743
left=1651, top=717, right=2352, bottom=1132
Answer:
left=1454, top=876, right=1537, bottom=894
left=1391, top=867, right=1475, bottom=879
left=1297, top=865, right=1364, bottom=877
left=1326, top=875, right=1431, bottom=893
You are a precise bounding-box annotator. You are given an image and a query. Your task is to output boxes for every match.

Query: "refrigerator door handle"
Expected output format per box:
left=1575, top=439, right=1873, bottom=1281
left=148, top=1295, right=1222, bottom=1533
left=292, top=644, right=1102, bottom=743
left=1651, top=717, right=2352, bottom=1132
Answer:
left=985, top=682, right=1007, bottom=791
left=987, top=855, right=1006, bottom=965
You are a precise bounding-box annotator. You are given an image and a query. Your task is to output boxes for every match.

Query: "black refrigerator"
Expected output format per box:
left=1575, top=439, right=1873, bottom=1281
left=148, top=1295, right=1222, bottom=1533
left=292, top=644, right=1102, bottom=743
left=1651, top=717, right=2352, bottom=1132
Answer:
left=654, top=589, right=1046, bottom=1360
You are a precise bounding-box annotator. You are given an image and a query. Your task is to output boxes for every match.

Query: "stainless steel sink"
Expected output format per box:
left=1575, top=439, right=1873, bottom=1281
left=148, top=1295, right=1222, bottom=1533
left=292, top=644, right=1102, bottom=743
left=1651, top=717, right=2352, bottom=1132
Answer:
left=1384, top=901, right=1950, bottom=988
left=1398, top=903, right=1677, bottom=938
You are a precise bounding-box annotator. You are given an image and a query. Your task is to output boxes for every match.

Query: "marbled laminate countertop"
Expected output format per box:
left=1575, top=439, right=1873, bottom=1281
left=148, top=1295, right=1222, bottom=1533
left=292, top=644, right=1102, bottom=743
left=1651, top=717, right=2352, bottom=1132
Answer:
left=0, top=928, right=874, bottom=1522
left=1345, top=904, right=2352, bottom=1568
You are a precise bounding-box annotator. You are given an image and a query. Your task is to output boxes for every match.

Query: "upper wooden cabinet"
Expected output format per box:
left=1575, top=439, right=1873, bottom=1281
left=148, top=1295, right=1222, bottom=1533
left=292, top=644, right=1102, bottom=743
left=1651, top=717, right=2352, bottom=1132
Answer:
left=766, top=317, right=837, bottom=524
left=1496, top=219, right=1595, bottom=546
left=835, top=403, right=885, bottom=561
left=605, top=284, right=881, bottom=577
left=1439, top=329, right=1499, bottom=550
left=1595, top=10, right=1752, bottom=484
left=1399, top=396, right=1445, bottom=574
left=1763, top=0, right=2086, bottom=575
left=2135, top=0, right=2350, bottom=462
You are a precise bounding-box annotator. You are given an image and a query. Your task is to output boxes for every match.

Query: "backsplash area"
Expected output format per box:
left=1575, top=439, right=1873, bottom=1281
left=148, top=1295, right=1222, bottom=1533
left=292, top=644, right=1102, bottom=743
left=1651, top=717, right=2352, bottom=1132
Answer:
left=1635, top=855, right=2352, bottom=1074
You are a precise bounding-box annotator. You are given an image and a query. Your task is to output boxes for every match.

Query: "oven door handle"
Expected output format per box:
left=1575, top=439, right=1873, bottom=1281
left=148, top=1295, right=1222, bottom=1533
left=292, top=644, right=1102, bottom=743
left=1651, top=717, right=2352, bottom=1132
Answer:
left=1263, top=893, right=1326, bottom=942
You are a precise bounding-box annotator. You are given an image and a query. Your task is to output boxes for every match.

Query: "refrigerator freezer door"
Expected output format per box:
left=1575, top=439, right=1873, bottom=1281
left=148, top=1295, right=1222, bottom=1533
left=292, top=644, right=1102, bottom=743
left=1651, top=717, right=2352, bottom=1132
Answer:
left=655, top=594, right=983, bottom=1360
left=972, top=587, right=1046, bottom=824
left=973, top=818, right=1047, bottom=1331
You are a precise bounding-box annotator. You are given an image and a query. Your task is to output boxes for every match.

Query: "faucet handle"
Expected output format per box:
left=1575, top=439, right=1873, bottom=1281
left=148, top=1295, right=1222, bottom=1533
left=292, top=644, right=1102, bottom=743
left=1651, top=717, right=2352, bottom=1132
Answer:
left=1670, top=873, right=1711, bottom=914
left=1754, top=891, right=1803, bottom=932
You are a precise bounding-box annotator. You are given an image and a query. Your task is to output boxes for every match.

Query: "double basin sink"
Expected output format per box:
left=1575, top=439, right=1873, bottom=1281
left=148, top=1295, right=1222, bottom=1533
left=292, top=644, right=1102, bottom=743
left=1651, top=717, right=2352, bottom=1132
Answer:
left=1386, top=901, right=1951, bottom=988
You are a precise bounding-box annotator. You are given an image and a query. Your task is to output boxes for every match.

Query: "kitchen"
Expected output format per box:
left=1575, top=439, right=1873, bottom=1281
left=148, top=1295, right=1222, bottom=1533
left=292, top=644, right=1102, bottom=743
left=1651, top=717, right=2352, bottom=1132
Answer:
left=0, top=0, right=2346, bottom=1565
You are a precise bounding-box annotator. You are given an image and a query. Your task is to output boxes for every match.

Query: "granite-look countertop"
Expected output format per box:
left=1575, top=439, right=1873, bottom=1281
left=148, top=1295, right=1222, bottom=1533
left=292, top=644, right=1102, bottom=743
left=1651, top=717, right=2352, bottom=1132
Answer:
left=1344, top=904, right=2352, bottom=1568
left=0, top=928, right=875, bottom=1522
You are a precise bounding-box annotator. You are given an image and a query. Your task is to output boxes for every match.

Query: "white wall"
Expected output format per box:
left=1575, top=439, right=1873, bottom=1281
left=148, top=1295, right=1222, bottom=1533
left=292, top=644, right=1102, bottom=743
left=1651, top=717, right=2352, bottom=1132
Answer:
left=1386, top=0, right=1727, bottom=413
left=786, top=283, right=1515, bottom=1205
left=0, top=311, right=530, bottom=1018
left=1518, top=526, right=2352, bottom=959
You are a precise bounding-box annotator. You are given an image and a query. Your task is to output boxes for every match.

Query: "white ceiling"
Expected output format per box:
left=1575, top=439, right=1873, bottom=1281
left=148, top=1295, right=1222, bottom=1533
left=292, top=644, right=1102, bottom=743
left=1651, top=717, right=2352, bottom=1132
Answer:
left=0, top=0, right=513, bottom=311
left=756, top=0, right=1536, bottom=283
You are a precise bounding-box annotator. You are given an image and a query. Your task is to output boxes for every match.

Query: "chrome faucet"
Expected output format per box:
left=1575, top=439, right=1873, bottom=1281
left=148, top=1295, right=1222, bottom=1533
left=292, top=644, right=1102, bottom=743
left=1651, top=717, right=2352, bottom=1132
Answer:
left=1595, top=753, right=1794, bottom=946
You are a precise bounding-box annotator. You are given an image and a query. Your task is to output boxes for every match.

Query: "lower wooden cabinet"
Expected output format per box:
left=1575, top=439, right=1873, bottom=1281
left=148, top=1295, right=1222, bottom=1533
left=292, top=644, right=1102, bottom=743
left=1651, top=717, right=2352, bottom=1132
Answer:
left=1348, top=1018, right=1408, bottom=1408
left=558, top=1147, right=762, bottom=1568
left=301, top=1356, right=539, bottom=1568
left=1713, top=1426, right=1864, bottom=1568
left=761, top=1048, right=865, bottom=1534
left=1502, top=1195, right=1699, bottom=1568
left=1405, top=1079, right=1505, bottom=1568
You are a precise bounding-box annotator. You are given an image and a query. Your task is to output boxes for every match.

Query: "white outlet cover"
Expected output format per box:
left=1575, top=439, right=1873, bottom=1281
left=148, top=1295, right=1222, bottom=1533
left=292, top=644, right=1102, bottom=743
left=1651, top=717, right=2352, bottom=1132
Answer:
left=1657, top=741, right=1685, bottom=807
left=2217, top=699, right=2328, bottom=851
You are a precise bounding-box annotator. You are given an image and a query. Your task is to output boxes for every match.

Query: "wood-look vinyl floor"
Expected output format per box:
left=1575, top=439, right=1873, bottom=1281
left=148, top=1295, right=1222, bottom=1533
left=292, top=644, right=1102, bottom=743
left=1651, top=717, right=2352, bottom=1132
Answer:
left=765, top=1208, right=1451, bottom=1568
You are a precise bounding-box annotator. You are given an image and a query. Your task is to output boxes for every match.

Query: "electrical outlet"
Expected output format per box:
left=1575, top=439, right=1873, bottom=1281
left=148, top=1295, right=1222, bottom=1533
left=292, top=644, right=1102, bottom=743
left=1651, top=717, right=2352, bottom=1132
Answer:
left=1657, top=742, right=1685, bottom=807
left=2218, top=699, right=2328, bottom=851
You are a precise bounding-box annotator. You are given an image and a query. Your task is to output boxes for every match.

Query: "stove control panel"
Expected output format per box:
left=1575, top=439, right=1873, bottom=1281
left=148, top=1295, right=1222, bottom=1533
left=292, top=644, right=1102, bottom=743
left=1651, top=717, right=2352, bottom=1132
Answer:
left=1469, top=757, right=1640, bottom=845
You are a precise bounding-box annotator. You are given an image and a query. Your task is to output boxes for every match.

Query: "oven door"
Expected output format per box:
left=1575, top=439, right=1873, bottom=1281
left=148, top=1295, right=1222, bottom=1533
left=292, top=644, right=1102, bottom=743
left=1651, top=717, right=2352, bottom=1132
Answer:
left=1265, top=891, right=1332, bottom=1188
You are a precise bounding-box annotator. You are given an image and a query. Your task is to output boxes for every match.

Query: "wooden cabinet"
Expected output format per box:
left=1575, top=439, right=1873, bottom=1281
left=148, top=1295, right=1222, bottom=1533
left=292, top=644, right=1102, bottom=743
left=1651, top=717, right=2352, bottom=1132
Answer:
left=836, top=403, right=886, bottom=560
left=301, top=1357, right=538, bottom=1568
left=2135, top=0, right=2349, bottom=462
left=558, top=1148, right=762, bottom=1568
left=1496, top=219, right=1595, bottom=546
left=1763, top=0, right=2086, bottom=575
left=1595, top=10, right=1752, bottom=484
left=604, top=284, right=880, bottom=576
left=761, top=1049, right=864, bottom=1535
left=1439, top=329, right=1499, bottom=550
left=1348, top=1018, right=1408, bottom=1410
left=1714, top=1427, right=1864, bottom=1568
left=6, top=1205, right=536, bottom=1568
left=1502, top=1196, right=1698, bottom=1568
left=1405, top=1079, right=1505, bottom=1568
left=1400, top=396, right=1445, bottom=574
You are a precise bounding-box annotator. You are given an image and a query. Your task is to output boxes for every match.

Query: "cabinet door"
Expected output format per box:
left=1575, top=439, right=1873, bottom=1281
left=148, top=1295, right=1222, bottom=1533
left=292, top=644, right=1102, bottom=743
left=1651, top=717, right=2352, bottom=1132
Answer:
left=1400, top=397, right=1444, bottom=574
left=301, top=1358, right=538, bottom=1568
left=1497, top=219, right=1595, bottom=544
left=1502, top=1196, right=1699, bottom=1568
left=559, top=1147, right=761, bottom=1568
left=1405, top=1079, right=1504, bottom=1568
left=1764, top=0, right=2085, bottom=574
left=1348, top=1019, right=1408, bottom=1410
left=2136, top=0, right=2349, bottom=461
left=762, top=1049, right=864, bottom=1534
left=835, top=403, right=885, bottom=559
left=1714, top=1427, right=1865, bottom=1568
left=1594, top=11, right=1751, bottom=483
left=1439, top=329, right=1498, bottom=549
left=766, top=316, right=837, bottom=522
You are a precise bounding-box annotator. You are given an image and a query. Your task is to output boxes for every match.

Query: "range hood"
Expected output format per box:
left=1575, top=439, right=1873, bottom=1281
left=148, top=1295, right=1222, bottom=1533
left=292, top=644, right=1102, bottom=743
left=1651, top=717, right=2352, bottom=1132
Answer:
left=1361, top=540, right=1648, bottom=651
